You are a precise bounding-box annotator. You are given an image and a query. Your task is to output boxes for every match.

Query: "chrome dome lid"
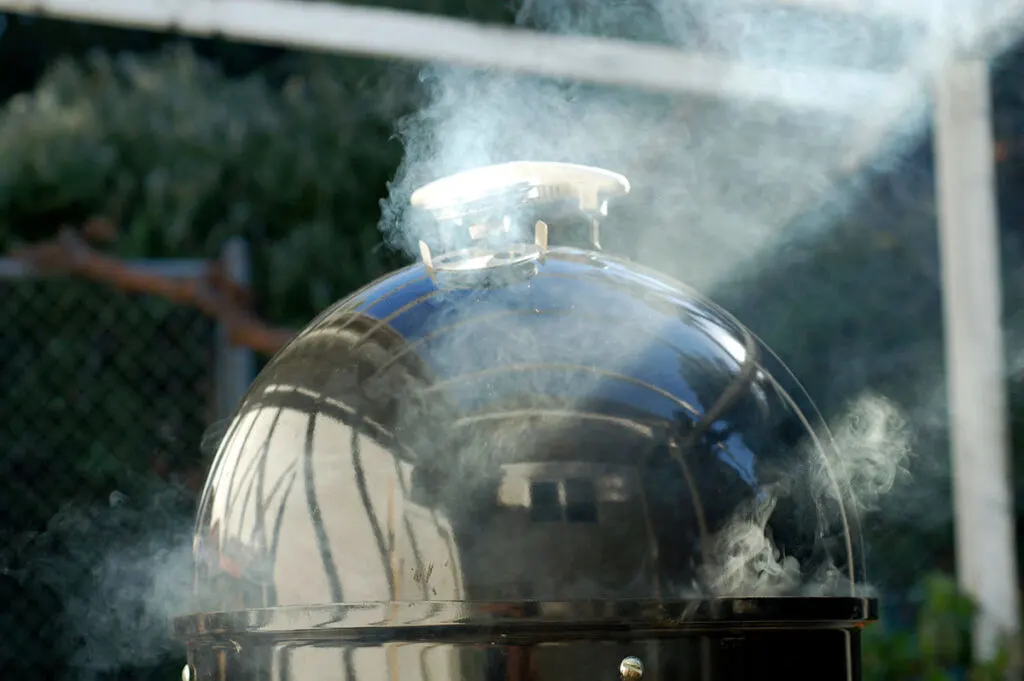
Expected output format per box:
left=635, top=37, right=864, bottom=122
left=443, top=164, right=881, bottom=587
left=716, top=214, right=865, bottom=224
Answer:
left=183, top=163, right=865, bottom=621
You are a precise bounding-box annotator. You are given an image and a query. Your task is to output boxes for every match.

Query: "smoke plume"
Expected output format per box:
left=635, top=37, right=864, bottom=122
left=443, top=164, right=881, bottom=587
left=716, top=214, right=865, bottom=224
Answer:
left=697, top=394, right=915, bottom=597
left=377, top=0, right=1021, bottom=597
left=819, top=393, right=914, bottom=514
left=699, top=494, right=804, bottom=597
left=1, top=479, right=194, bottom=680
left=381, top=0, right=1023, bottom=289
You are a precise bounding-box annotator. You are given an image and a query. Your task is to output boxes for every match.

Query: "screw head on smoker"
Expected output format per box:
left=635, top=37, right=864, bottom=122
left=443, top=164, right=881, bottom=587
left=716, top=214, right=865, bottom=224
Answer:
left=620, top=656, right=644, bottom=681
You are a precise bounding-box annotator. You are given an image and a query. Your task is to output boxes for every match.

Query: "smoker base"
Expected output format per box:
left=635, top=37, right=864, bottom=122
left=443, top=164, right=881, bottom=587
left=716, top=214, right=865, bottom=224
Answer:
left=187, top=628, right=864, bottom=681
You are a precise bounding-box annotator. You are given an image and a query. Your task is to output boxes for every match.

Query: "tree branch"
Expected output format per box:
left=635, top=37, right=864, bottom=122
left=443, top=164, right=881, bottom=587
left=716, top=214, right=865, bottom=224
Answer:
left=9, top=225, right=296, bottom=356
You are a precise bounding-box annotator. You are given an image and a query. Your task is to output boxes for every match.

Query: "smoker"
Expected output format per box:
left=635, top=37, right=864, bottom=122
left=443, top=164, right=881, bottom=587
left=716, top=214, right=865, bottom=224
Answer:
left=174, top=162, right=877, bottom=681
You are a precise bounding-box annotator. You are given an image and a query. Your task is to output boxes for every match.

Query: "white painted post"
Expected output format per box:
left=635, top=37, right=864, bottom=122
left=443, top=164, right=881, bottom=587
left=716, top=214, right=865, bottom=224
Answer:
left=934, top=57, right=1020, bottom=662
left=214, top=237, right=256, bottom=419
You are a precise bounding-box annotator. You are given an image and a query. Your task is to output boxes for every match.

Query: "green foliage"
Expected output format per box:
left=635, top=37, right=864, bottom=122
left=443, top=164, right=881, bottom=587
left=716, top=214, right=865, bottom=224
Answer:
left=0, top=0, right=520, bottom=325
left=863, top=573, right=1018, bottom=681
left=0, top=46, right=417, bottom=325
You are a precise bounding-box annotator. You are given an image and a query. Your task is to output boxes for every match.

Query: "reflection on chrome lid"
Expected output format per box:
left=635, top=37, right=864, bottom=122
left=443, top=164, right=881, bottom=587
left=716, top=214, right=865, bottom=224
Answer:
left=176, top=162, right=874, bottom=681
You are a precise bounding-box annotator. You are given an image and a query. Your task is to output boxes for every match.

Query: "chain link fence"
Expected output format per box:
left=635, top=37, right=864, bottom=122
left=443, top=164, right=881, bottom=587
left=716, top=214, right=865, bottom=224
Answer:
left=0, top=249, right=253, bottom=681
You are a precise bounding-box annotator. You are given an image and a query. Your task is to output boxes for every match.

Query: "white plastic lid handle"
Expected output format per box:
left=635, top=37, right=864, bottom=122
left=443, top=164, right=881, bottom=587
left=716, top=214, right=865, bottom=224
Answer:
left=410, top=161, right=631, bottom=217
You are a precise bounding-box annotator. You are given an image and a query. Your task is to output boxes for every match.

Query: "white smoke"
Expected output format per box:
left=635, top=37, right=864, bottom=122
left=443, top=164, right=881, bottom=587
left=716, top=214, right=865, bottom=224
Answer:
left=377, top=0, right=1004, bottom=597
left=822, top=393, right=914, bottom=513
left=699, top=494, right=803, bottom=597
left=696, top=393, right=914, bottom=597
left=381, top=0, right=1024, bottom=290
left=2, top=481, right=194, bottom=680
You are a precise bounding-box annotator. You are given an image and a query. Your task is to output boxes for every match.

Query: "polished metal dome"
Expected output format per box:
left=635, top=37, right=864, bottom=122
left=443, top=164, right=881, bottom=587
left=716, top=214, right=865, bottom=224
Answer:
left=176, top=162, right=874, bottom=681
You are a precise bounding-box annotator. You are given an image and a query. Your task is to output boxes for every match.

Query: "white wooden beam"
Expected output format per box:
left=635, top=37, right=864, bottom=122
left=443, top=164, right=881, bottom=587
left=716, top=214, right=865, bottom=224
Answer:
left=934, top=58, right=1021, bottom=662
left=747, top=0, right=935, bottom=23
left=840, top=0, right=1024, bottom=172
left=0, top=0, right=899, bottom=114
left=764, top=0, right=1015, bottom=28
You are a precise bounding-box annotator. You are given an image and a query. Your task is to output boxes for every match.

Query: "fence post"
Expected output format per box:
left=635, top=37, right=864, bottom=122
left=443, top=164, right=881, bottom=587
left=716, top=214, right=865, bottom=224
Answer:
left=934, top=58, right=1020, bottom=662
left=215, top=237, right=256, bottom=420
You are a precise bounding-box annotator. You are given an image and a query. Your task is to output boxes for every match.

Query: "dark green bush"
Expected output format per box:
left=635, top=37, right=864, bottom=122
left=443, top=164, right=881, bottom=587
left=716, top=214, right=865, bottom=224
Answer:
left=863, top=573, right=1017, bottom=681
